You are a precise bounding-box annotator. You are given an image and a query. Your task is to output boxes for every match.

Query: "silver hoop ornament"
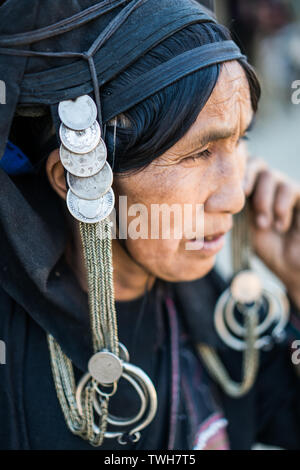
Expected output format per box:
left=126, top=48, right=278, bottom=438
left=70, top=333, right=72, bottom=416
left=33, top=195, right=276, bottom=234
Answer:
left=76, top=361, right=157, bottom=442
left=214, top=270, right=290, bottom=351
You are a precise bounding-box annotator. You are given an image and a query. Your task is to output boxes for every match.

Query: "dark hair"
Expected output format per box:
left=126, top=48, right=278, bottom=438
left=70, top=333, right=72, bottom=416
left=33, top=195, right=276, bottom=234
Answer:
left=104, top=21, right=260, bottom=173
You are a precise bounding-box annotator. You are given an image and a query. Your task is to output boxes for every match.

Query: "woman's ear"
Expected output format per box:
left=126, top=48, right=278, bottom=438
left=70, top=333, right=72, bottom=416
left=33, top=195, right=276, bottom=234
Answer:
left=46, top=149, right=67, bottom=200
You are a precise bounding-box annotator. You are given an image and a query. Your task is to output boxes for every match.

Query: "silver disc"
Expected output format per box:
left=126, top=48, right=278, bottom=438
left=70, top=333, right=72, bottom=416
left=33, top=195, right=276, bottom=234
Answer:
left=66, top=188, right=115, bottom=223
left=67, top=162, right=113, bottom=200
left=231, top=270, right=262, bottom=304
left=59, top=121, right=101, bottom=154
left=60, top=139, right=107, bottom=177
left=88, top=351, right=123, bottom=384
left=58, top=95, right=97, bottom=131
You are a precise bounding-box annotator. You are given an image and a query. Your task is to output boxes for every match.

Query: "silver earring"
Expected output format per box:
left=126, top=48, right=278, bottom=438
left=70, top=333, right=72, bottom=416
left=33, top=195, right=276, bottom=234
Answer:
left=47, top=94, right=158, bottom=447
left=58, top=94, right=115, bottom=223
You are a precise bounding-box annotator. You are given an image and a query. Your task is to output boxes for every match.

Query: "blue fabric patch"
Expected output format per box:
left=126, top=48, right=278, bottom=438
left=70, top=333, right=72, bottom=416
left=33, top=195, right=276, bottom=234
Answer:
left=0, top=141, right=34, bottom=175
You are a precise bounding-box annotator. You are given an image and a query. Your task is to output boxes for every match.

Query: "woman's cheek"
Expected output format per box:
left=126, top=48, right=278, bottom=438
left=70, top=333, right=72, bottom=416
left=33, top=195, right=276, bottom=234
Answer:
left=125, top=238, right=182, bottom=276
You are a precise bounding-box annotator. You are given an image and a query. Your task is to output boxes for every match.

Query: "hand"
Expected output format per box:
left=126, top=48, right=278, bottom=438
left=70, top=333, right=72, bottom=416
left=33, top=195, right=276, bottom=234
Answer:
left=244, top=157, right=300, bottom=310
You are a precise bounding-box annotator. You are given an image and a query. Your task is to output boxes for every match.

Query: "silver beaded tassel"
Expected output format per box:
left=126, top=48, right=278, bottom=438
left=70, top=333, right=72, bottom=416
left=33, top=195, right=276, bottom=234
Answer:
left=47, top=95, right=157, bottom=447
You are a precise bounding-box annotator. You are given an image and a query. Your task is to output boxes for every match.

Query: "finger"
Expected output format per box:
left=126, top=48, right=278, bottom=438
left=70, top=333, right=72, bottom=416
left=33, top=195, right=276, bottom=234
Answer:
left=243, top=157, right=268, bottom=197
left=273, top=183, right=299, bottom=233
left=251, top=170, right=277, bottom=229
left=292, top=193, right=300, bottom=232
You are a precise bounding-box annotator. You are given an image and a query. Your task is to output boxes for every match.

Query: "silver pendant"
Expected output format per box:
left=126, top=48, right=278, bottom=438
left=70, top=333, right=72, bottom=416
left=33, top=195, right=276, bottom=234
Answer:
left=67, top=162, right=113, bottom=200
left=60, top=140, right=107, bottom=177
left=76, top=362, right=158, bottom=443
left=59, top=121, right=101, bottom=154
left=88, top=351, right=123, bottom=384
left=230, top=271, right=262, bottom=304
left=66, top=188, right=115, bottom=223
left=58, top=95, right=97, bottom=131
left=214, top=270, right=289, bottom=351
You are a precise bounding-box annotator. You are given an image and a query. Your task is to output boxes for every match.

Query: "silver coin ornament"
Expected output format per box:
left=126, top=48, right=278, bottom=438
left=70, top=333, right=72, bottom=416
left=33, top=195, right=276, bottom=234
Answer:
left=88, top=351, right=123, bottom=384
left=66, top=188, right=115, bottom=223
left=59, top=95, right=115, bottom=223
left=231, top=270, right=262, bottom=304
left=67, top=162, right=113, bottom=200
left=59, top=120, right=101, bottom=154
left=58, top=95, right=97, bottom=131
left=60, top=140, right=107, bottom=177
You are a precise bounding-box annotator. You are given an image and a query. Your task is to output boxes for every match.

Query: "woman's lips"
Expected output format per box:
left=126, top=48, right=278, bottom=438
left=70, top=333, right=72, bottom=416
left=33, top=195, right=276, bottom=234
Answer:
left=187, top=232, right=226, bottom=254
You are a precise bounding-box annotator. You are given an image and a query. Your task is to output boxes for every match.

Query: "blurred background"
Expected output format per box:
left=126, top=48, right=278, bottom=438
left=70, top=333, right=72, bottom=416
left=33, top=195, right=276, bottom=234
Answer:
left=212, top=0, right=300, bottom=280
left=212, top=2, right=300, bottom=450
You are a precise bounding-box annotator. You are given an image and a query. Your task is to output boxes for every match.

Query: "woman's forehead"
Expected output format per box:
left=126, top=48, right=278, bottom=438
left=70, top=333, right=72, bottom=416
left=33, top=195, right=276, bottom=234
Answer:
left=170, top=63, right=253, bottom=154
left=206, top=61, right=251, bottom=111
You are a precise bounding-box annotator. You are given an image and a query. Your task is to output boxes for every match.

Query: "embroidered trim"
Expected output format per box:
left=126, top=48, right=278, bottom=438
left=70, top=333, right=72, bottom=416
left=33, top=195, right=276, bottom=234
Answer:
left=193, top=412, right=229, bottom=450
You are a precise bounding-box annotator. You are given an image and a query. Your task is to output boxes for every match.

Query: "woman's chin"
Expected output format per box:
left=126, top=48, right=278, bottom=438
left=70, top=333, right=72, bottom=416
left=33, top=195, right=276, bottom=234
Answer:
left=159, top=255, right=217, bottom=283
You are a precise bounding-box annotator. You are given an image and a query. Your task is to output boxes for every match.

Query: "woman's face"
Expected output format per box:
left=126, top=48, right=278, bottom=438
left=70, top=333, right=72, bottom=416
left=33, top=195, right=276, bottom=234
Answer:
left=113, top=60, right=254, bottom=282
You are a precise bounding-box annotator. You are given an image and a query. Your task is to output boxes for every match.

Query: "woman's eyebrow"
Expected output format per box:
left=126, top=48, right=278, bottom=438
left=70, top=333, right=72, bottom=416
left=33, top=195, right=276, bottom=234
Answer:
left=192, top=115, right=256, bottom=149
left=197, top=127, right=237, bottom=147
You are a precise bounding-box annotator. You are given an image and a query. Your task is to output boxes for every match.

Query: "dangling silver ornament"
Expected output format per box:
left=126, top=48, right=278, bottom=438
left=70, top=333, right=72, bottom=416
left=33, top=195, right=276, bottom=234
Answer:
left=58, top=95, right=98, bottom=131
left=67, top=162, right=113, bottom=200
left=66, top=188, right=115, bottom=223
left=60, top=140, right=107, bottom=177
left=59, top=121, right=101, bottom=154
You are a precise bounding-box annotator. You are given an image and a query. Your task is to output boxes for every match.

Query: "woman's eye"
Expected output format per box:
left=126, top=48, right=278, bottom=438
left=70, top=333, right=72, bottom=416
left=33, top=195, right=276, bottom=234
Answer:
left=239, top=133, right=250, bottom=143
left=184, top=149, right=212, bottom=162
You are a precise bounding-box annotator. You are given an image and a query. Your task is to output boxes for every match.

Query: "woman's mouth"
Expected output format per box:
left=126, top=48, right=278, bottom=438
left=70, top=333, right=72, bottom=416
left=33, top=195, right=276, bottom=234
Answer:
left=187, top=232, right=226, bottom=254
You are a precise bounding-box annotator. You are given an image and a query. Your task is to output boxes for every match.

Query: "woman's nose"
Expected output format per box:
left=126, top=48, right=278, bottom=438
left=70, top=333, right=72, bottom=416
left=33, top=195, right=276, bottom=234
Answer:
left=204, top=155, right=246, bottom=215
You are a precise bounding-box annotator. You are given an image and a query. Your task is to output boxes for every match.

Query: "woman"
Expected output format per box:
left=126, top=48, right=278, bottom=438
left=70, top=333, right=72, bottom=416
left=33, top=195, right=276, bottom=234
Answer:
left=0, top=0, right=300, bottom=450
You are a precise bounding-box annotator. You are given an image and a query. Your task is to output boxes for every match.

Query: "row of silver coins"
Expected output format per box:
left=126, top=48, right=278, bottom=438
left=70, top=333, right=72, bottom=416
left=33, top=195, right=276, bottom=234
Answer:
left=58, top=95, right=115, bottom=223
